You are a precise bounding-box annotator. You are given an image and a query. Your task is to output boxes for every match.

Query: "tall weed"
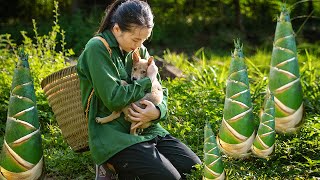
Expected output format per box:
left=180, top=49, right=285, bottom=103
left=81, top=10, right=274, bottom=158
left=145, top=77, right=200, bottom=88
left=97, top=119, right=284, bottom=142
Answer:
left=300, top=50, right=320, bottom=114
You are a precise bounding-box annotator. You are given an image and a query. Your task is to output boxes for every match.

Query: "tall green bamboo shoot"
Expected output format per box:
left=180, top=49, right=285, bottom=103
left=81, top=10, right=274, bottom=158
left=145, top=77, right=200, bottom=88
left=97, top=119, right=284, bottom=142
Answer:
left=203, top=122, right=225, bottom=180
left=216, top=40, right=255, bottom=158
left=269, top=5, right=304, bottom=133
left=251, top=92, right=275, bottom=158
left=0, top=50, right=44, bottom=179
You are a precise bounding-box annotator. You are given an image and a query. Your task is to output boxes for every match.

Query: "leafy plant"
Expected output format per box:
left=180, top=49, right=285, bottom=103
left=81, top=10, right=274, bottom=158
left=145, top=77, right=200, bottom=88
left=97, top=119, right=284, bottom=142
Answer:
left=0, top=1, right=74, bottom=136
left=42, top=124, right=94, bottom=179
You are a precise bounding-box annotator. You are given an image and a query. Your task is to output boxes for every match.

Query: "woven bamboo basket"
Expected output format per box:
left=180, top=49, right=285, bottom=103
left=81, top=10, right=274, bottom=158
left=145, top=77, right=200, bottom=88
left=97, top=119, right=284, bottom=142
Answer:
left=41, top=65, right=89, bottom=152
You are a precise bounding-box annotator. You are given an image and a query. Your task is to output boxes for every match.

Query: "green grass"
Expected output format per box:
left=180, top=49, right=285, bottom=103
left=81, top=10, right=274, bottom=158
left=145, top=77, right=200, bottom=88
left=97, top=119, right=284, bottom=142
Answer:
left=0, top=1, right=319, bottom=178
left=161, top=48, right=320, bottom=179
left=0, top=48, right=319, bottom=179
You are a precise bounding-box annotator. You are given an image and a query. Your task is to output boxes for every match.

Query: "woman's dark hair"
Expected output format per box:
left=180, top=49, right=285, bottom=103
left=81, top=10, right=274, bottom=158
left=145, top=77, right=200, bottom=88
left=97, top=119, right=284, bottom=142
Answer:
left=96, top=0, right=154, bottom=34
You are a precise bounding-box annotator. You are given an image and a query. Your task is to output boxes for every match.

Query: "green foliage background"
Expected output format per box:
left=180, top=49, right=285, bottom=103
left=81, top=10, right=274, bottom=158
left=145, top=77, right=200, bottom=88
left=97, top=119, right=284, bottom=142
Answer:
left=0, top=1, right=319, bottom=179
left=1, top=0, right=320, bottom=55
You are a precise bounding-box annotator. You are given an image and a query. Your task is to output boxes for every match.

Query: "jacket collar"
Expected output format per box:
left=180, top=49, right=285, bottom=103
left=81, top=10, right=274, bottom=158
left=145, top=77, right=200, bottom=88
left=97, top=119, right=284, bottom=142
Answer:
left=100, top=30, right=118, bottom=48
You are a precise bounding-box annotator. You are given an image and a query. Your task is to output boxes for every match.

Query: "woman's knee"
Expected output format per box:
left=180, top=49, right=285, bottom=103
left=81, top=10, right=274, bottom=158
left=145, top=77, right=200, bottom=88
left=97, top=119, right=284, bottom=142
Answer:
left=137, top=161, right=181, bottom=180
left=188, top=154, right=202, bottom=169
left=158, top=168, right=181, bottom=180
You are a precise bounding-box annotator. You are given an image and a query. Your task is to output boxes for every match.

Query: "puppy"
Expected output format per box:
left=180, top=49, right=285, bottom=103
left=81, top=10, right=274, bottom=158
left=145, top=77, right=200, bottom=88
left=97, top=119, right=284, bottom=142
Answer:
left=96, top=50, right=163, bottom=135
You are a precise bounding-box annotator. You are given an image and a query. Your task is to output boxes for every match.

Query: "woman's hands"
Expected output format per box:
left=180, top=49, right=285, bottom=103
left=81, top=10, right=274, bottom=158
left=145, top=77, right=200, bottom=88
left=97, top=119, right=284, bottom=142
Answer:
left=147, top=60, right=158, bottom=83
left=128, top=100, right=160, bottom=130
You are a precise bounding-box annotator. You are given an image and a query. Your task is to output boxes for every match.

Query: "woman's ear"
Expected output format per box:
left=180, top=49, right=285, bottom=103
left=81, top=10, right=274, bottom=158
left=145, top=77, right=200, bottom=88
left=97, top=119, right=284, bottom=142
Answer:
left=112, top=23, right=121, bottom=36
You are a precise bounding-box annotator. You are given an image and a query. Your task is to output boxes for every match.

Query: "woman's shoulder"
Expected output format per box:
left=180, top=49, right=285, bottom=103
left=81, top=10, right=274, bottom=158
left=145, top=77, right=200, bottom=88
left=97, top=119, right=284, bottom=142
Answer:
left=79, top=37, right=111, bottom=62
left=85, top=37, right=105, bottom=49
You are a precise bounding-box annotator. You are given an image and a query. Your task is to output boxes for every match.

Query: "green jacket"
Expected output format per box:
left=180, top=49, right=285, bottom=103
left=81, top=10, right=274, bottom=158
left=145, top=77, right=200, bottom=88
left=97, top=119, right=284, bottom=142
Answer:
left=77, top=30, right=169, bottom=165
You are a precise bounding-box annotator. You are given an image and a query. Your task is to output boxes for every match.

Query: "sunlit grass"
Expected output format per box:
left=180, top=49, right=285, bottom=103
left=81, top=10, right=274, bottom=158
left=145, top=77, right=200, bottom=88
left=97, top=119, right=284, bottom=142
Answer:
left=0, top=43, right=318, bottom=179
left=162, top=47, right=320, bottom=179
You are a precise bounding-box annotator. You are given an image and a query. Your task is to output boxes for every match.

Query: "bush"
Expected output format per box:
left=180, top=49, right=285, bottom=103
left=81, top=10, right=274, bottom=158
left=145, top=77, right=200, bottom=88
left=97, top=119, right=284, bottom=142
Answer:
left=0, top=1, right=74, bottom=134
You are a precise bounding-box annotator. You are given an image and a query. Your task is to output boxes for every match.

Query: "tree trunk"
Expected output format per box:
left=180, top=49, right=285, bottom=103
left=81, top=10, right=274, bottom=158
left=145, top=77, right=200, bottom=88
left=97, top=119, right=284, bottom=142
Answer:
left=307, top=0, right=314, bottom=15
left=233, top=0, right=245, bottom=32
left=71, top=0, right=82, bottom=13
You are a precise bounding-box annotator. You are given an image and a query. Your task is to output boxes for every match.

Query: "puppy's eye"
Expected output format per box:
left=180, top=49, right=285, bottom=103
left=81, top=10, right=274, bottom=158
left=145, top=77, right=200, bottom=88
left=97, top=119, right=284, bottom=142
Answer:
left=142, top=70, right=146, bottom=74
left=133, top=68, right=137, bottom=71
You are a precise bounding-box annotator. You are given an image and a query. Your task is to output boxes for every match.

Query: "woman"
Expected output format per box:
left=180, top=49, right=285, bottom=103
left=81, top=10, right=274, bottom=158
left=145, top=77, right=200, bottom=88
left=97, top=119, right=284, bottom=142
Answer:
left=77, top=0, right=201, bottom=179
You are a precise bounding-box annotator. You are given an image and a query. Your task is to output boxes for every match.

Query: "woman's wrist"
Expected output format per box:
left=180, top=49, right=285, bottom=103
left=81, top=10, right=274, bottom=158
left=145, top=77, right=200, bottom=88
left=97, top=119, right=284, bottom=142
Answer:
left=147, top=103, right=160, bottom=122
left=152, top=107, right=161, bottom=121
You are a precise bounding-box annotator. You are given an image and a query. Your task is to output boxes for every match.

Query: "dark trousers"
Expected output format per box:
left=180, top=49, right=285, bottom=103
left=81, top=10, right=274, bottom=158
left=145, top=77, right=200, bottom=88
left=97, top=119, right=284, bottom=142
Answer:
left=107, top=135, right=201, bottom=180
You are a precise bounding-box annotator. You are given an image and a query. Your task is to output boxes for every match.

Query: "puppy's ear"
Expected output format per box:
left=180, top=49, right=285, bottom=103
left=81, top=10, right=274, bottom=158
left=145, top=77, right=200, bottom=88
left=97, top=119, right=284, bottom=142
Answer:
left=147, top=56, right=154, bottom=65
left=132, top=49, right=140, bottom=63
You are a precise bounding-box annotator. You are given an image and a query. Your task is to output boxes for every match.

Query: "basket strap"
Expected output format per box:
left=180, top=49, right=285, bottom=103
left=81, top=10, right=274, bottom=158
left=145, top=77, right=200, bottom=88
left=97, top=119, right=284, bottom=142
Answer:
left=93, top=36, right=112, bottom=56
left=85, top=36, right=113, bottom=121
left=85, top=89, right=95, bottom=120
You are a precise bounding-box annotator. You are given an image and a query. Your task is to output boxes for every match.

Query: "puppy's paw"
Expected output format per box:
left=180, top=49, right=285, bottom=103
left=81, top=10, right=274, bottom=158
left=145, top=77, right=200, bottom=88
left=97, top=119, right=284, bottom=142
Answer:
left=130, top=128, right=138, bottom=136
left=121, top=80, right=128, bottom=85
left=95, top=117, right=103, bottom=124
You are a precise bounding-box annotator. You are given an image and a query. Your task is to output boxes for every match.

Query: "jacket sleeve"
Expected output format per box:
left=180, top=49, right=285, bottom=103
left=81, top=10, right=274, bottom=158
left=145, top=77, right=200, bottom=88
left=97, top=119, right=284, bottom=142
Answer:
left=140, top=46, right=168, bottom=123
left=78, top=38, right=152, bottom=112
left=154, top=87, right=168, bottom=123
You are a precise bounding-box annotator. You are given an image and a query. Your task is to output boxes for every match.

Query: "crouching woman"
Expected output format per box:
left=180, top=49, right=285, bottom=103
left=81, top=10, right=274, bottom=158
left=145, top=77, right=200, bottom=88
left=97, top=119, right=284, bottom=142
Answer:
left=77, top=0, right=201, bottom=179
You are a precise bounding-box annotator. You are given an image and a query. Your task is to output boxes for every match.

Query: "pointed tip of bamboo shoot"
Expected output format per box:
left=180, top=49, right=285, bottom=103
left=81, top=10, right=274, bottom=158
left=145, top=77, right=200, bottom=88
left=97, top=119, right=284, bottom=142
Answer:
left=279, top=4, right=291, bottom=23
left=17, top=48, right=30, bottom=69
left=232, top=38, right=244, bottom=58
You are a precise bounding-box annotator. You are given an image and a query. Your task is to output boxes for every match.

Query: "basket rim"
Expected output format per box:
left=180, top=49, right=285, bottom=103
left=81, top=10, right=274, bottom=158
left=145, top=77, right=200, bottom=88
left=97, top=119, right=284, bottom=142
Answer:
left=41, top=65, right=77, bottom=89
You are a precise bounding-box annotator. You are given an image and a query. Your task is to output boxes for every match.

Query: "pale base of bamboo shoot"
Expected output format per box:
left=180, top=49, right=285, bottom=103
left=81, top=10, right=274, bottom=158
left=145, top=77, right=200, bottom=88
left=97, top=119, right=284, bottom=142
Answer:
left=251, top=144, right=274, bottom=158
left=203, top=169, right=225, bottom=180
left=0, top=157, right=43, bottom=180
left=275, top=103, right=304, bottom=133
left=0, top=171, right=6, bottom=180
left=216, top=131, right=255, bottom=158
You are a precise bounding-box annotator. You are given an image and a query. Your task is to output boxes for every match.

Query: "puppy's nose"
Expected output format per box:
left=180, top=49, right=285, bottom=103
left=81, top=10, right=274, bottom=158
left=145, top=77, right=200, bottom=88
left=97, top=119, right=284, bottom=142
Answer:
left=132, top=77, right=137, bottom=81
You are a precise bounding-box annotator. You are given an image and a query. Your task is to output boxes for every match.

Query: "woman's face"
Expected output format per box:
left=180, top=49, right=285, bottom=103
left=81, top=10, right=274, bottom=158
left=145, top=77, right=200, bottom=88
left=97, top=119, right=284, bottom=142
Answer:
left=112, top=24, right=152, bottom=52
